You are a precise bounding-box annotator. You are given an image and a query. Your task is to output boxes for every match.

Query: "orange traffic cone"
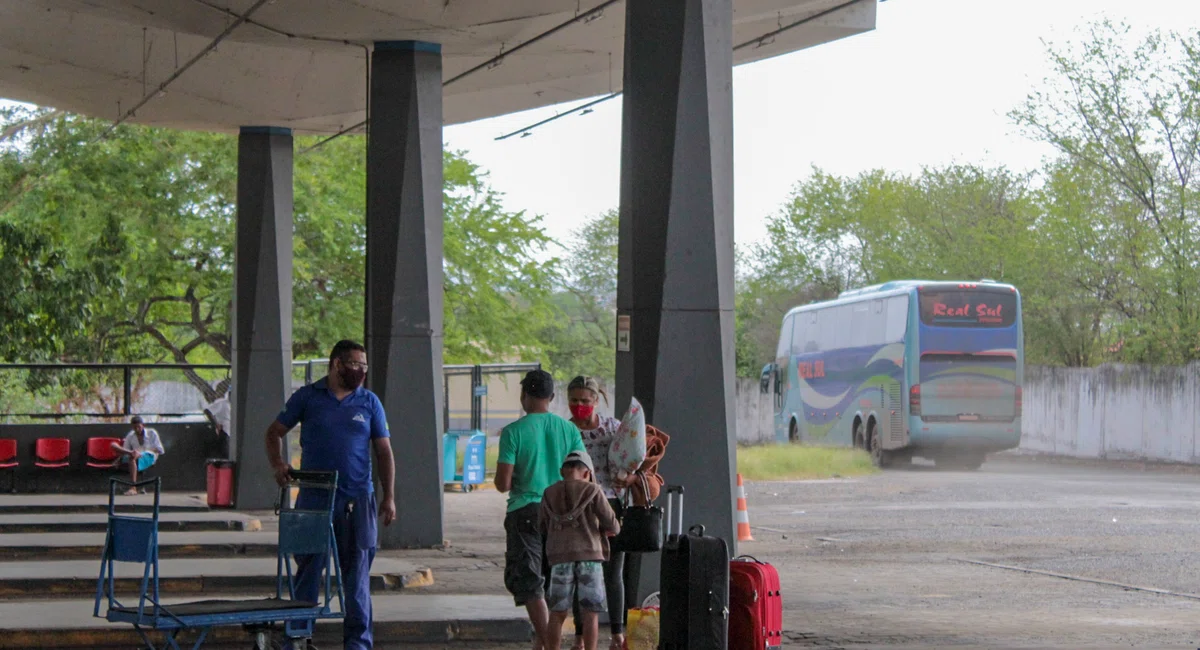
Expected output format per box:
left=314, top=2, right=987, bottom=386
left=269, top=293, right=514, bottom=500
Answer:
left=736, top=473, right=754, bottom=542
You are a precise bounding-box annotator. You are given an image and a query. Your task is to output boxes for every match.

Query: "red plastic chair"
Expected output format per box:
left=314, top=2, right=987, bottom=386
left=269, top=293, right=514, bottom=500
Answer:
left=32, top=437, right=70, bottom=493
left=34, top=438, right=70, bottom=468
left=85, top=437, right=123, bottom=468
left=0, top=439, right=17, bottom=493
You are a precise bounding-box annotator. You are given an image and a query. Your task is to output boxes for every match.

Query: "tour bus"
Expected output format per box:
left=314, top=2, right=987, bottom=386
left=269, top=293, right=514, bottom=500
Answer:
left=760, top=280, right=1023, bottom=469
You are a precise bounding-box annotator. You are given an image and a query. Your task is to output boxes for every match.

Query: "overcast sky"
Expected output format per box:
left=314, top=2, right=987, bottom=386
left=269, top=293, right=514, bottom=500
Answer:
left=444, top=0, right=1200, bottom=253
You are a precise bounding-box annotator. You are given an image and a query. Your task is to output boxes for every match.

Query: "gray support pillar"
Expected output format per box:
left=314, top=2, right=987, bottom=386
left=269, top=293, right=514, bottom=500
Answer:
left=366, top=41, right=445, bottom=549
left=617, top=0, right=738, bottom=576
left=232, top=126, right=294, bottom=511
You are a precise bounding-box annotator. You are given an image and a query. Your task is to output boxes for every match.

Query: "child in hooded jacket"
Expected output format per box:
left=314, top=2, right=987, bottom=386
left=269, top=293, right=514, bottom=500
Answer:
left=538, top=450, right=621, bottom=650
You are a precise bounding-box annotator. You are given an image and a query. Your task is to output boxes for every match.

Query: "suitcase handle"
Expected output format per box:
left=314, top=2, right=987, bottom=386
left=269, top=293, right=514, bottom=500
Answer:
left=733, top=554, right=763, bottom=563
left=664, top=485, right=684, bottom=536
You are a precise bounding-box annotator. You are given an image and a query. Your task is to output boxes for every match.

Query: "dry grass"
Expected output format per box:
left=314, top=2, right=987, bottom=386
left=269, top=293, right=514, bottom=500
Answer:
left=736, top=444, right=877, bottom=481
left=481, top=439, right=876, bottom=482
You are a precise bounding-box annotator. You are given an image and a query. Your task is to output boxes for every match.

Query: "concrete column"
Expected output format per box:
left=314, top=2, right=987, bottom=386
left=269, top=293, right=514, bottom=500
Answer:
left=617, top=0, right=738, bottom=567
left=232, top=127, right=294, bottom=510
left=366, top=41, right=445, bottom=548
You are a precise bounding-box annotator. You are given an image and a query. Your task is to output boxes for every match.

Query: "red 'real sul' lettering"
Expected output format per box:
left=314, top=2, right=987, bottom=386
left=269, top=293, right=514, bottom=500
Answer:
left=975, top=303, right=1003, bottom=322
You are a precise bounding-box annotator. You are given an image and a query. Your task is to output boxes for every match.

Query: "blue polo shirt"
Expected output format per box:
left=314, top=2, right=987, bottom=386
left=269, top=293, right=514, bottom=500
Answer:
left=276, top=377, right=389, bottom=499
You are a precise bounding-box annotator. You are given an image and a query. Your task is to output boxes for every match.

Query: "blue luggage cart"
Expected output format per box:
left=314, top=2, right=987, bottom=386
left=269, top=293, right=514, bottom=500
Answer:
left=94, top=471, right=344, bottom=649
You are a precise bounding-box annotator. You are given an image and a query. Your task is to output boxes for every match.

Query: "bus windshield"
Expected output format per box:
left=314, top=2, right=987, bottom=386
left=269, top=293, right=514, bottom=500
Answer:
left=919, top=289, right=1017, bottom=328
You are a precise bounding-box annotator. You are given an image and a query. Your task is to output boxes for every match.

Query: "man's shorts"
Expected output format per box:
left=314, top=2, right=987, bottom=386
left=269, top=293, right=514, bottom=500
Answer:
left=548, top=561, right=607, bottom=613
left=120, top=452, right=157, bottom=472
left=503, top=503, right=548, bottom=606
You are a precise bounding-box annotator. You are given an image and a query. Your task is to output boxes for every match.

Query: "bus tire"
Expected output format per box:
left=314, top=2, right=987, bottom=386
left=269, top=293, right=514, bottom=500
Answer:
left=789, top=419, right=801, bottom=444
left=852, top=419, right=864, bottom=449
left=868, top=421, right=892, bottom=468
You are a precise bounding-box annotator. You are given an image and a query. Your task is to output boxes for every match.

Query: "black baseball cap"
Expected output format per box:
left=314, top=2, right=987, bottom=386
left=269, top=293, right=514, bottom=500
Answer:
left=520, top=369, right=554, bottom=399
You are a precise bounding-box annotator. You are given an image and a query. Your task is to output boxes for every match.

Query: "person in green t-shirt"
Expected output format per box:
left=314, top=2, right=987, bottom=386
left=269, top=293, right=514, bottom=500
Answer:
left=495, top=369, right=585, bottom=650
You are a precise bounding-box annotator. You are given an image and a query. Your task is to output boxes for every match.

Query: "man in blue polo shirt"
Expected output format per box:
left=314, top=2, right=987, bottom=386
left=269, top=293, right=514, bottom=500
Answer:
left=265, top=339, right=396, bottom=650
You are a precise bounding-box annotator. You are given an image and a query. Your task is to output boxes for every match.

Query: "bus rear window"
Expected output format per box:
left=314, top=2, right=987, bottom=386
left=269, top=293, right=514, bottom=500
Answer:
left=919, top=290, right=1017, bottom=328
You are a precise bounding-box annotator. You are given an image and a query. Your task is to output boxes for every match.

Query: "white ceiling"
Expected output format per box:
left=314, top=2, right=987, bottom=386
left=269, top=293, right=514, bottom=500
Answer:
left=0, top=0, right=876, bottom=133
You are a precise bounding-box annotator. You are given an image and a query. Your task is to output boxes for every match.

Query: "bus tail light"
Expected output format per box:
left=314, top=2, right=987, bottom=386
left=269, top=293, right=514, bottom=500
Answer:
left=1015, top=386, right=1023, bottom=417
left=910, top=384, right=921, bottom=417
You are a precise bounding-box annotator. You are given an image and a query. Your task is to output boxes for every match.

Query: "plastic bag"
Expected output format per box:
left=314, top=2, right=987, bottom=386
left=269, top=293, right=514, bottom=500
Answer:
left=626, top=592, right=660, bottom=650
left=609, top=397, right=647, bottom=483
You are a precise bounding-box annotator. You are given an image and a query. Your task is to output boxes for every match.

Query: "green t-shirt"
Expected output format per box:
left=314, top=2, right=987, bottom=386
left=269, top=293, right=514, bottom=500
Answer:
left=498, top=412, right=585, bottom=512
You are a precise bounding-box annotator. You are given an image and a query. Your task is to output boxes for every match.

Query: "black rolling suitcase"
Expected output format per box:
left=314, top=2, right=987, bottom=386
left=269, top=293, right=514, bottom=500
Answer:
left=658, top=485, right=730, bottom=650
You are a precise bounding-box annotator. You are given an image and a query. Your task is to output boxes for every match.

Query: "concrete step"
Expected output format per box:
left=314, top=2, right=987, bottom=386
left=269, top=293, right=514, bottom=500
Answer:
left=0, top=531, right=277, bottom=560
left=0, top=512, right=262, bottom=534
left=0, top=594, right=530, bottom=647
left=0, top=557, right=433, bottom=599
left=0, top=492, right=211, bottom=515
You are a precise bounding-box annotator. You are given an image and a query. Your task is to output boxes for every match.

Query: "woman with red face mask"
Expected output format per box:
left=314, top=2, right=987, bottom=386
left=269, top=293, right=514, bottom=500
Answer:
left=566, top=375, right=626, bottom=650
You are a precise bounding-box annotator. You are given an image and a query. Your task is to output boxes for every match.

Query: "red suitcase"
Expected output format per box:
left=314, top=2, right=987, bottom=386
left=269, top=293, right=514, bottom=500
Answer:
left=729, top=555, right=783, bottom=650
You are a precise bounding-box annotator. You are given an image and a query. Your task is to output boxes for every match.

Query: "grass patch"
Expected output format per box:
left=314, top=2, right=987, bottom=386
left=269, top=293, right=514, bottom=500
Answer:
left=736, top=444, right=877, bottom=481
left=478, top=439, right=874, bottom=481
left=485, top=444, right=500, bottom=474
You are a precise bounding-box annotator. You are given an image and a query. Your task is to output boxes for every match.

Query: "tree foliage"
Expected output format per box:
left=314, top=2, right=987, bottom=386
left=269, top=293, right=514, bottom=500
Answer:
left=0, top=109, right=563, bottom=402
left=1012, top=20, right=1200, bottom=363
left=541, top=209, right=618, bottom=381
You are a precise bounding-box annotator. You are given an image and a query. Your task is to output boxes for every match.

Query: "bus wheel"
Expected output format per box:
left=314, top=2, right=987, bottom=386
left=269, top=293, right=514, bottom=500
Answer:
left=869, top=422, right=892, bottom=469
left=789, top=419, right=801, bottom=444
left=852, top=420, right=864, bottom=449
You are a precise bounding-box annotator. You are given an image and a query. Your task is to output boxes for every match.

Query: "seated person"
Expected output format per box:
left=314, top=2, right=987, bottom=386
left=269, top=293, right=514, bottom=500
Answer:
left=110, top=415, right=165, bottom=495
left=204, top=396, right=232, bottom=460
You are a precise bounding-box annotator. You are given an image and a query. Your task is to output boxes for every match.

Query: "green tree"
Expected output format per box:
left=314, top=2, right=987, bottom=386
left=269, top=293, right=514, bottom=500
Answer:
left=0, top=108, right=562, bottom=403
left=541, top=209, right=618, bottom=381
left=0, top=220, right=96, bottom=360
left=0, top=108, right=236, bottom=398
left=1012, top=20, right=1200, bottom=363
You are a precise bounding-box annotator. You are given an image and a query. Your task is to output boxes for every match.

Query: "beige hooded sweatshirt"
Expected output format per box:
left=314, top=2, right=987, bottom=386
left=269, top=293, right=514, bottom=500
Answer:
left=538, top=478, right=621, bottom=566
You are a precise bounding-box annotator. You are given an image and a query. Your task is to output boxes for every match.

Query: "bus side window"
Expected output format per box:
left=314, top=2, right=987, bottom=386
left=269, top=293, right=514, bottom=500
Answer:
left=776, top=315, right=794, bottom=360
left=808, top=310, right=822, bottom=352
left=790, top=314, right=806, bottom=357
left=886, top=295, right=909, bottom=342
left=831, top=305, right=852, bottom=349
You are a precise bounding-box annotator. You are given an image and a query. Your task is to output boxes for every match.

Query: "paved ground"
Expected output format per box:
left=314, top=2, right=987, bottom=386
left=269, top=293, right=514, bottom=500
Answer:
left=406, top=456, right=1200, bottom=648
left=10, top=458, right=1200, bottom=648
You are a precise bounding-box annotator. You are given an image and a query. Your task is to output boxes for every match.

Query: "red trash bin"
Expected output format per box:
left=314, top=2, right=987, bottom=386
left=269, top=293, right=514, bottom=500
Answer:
left=206, top=459, right=235, bottom=508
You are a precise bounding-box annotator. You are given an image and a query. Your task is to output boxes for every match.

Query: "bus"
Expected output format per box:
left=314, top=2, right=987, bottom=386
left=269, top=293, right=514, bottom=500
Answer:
left=760, top=280, right=1023, bottom=469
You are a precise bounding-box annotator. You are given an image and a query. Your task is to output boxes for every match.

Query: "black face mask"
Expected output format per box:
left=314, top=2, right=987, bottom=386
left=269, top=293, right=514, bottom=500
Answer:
left=338, top=365, right=366, bottom=389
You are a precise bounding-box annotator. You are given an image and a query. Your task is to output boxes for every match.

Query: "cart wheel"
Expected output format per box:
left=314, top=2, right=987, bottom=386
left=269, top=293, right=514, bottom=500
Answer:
left=251, top=629, right=281, bottom=650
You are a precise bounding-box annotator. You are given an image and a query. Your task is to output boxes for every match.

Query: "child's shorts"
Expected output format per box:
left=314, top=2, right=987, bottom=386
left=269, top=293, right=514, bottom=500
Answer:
left=547, top=561, right=606, bottom=613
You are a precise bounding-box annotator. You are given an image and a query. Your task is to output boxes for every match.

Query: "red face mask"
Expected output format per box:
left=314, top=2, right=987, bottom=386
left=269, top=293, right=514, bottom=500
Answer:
left=569, top=404, right=595, bottom=421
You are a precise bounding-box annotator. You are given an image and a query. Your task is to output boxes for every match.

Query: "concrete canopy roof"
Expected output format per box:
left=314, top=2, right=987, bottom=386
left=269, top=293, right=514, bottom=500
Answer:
left=0, top=0, right=876, bottom=134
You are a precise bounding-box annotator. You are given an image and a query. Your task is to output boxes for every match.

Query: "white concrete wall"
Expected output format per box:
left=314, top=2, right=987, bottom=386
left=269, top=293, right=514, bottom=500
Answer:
left=734, top=377, right=776, bottom=444
left=1021, top=363, right=1200, bottom=463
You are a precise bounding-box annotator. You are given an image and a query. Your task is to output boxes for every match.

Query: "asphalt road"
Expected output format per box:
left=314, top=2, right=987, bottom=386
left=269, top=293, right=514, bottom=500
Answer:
left=391, top=456, right=1200, bottom=648
left=743, top=455, right=1200, bottom=648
